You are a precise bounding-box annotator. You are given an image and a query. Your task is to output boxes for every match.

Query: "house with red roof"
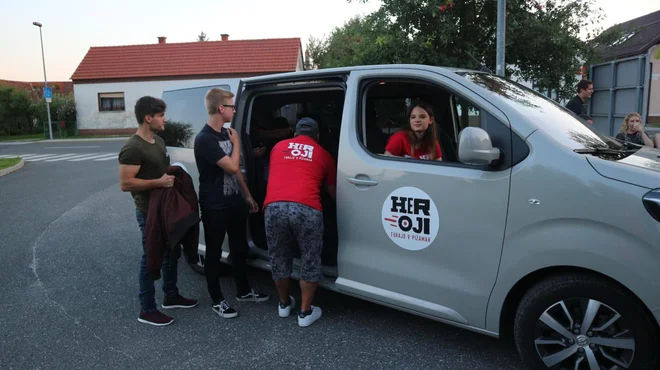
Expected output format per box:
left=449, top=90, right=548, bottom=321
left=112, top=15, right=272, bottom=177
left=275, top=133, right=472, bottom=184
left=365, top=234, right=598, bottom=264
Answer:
left=70, top=35, right=303, bottom=135
left=0, top=80, right=73, bottom=101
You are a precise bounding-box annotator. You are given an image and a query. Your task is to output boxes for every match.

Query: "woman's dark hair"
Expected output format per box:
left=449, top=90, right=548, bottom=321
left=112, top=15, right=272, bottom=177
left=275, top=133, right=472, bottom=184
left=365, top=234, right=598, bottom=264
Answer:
left=405, top=101, right=438, bottom=159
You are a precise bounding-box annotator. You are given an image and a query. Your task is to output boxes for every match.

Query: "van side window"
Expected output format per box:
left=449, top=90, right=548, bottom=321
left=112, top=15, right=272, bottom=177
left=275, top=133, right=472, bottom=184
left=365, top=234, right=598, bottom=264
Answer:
left=453, top=96, right=482, bottom=132
left=359, top=80, right=480, bottom=164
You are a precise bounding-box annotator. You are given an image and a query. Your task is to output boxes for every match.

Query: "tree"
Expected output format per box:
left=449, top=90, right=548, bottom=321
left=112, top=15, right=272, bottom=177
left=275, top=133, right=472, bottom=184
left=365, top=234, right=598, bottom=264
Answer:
left=318, top=0, right=615, bottom=100
left=197, top=31, right=208, bottom=41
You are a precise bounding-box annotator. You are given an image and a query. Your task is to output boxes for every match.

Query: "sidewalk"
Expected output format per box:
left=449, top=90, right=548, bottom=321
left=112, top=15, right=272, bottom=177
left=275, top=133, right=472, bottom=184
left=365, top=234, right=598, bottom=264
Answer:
left=0, top=158, right=25, bottom=177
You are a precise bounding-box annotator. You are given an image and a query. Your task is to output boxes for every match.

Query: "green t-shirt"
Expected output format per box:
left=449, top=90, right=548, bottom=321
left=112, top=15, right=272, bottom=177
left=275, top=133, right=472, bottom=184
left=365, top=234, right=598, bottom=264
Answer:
left=118, top=134, right=170, bottom=214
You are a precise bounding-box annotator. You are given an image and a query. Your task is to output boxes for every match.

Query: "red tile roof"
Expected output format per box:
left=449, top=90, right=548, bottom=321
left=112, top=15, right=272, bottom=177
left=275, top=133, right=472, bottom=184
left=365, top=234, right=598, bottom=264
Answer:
left=0, top=79, right=73, bottom=99
left=71, top=37, right=302, bottom=81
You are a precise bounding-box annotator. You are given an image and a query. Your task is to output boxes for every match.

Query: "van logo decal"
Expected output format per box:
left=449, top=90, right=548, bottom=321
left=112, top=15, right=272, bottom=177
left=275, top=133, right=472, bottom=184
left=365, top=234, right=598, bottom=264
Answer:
left=381, top=186, right=439, bottom=251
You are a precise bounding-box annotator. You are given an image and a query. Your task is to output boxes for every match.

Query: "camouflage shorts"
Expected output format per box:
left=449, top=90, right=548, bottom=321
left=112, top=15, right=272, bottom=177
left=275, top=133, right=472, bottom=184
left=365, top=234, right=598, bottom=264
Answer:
left=264, top=202, right=324, bottom=282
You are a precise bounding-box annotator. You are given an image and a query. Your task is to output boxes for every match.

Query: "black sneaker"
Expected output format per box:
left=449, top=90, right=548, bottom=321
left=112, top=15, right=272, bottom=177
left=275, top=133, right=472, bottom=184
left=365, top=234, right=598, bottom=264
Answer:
left=236, top=289, right=270, bottom=303
left=212, top=300, right=238, bottom=319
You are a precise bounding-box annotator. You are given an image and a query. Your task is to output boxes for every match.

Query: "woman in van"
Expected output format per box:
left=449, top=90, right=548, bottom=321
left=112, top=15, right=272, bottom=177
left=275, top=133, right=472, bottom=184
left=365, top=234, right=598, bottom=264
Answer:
left=384, top=101, right=443, bottom=161
left=615, top=112, right=654, bottom=147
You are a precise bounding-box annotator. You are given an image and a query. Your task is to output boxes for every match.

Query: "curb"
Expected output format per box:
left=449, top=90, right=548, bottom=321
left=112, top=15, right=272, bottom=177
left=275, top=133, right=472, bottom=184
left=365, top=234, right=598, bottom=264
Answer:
left=0, top=158, right=25, bottom=177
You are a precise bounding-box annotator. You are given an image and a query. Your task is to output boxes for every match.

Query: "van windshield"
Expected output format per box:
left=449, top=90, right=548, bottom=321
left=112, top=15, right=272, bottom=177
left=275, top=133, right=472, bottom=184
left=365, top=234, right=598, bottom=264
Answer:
left=457, top=72, right=625, bottom=151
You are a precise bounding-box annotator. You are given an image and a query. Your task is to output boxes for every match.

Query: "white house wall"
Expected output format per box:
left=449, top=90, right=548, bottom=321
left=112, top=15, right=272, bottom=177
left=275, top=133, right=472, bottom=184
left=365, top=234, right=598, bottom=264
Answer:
left=74, top=78, right=241, bottom=132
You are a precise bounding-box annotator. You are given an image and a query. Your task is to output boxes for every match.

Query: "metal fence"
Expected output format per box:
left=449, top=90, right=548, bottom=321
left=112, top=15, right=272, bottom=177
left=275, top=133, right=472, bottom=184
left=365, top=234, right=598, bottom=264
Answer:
left=0, top=120, right=77, bottom=138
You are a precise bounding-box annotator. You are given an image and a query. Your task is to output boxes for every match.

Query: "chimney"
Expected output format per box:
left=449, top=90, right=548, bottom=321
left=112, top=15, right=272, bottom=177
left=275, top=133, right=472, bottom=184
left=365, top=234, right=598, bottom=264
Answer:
left=221, top=34, right=229, bottom=41
left=158, top=36, right=167, bottom=44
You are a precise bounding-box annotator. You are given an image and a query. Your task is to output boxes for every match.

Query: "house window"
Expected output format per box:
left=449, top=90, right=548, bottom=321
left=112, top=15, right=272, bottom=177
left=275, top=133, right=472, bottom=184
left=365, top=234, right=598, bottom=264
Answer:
left=98, top=92, right=125, bottom=112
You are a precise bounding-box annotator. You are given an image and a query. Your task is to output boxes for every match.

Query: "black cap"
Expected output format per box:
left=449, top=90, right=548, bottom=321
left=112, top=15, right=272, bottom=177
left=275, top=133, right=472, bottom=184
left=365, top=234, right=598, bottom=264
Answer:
left=295, top=117, right=319, bottom=137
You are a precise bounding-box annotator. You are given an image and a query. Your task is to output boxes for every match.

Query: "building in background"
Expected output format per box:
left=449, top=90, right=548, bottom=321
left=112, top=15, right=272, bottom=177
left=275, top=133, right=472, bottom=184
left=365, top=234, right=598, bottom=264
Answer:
left=70, top=35, right=303, bottom=135
left=588, top=10, right=660, bottom=135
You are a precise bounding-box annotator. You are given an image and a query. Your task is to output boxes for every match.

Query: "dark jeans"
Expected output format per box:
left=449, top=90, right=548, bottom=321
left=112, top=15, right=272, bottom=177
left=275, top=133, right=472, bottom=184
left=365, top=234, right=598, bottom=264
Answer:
left=201, top=202, right=252, bottom=303
left=136, top=208, right=179, bottom=313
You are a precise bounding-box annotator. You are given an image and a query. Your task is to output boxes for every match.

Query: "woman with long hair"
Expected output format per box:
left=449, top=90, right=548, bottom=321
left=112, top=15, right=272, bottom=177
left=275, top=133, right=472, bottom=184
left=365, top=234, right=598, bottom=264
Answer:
left=615, top=112, right=654, bottom=147
left=384, top=101, right=443, bottom=161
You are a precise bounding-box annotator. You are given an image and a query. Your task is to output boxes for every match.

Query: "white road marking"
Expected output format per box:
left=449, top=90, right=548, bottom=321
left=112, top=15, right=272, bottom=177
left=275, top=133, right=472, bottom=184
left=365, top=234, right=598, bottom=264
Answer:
left=44, top=146, right=101, bottom=149
left=68, top=153, right=116, bottom=161
left=29, top=154, right=75, bottom=162
left=44, top=154, right=92, bottom=162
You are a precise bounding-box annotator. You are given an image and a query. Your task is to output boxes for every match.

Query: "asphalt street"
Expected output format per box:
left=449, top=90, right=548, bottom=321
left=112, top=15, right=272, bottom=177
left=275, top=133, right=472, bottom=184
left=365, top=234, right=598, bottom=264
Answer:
left=0, top=139, right=524, bottom=370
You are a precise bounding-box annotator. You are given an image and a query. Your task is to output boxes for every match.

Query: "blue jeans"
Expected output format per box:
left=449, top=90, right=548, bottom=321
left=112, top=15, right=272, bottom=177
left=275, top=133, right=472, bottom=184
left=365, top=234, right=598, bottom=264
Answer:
left=136, top=208, right=179, bottom=312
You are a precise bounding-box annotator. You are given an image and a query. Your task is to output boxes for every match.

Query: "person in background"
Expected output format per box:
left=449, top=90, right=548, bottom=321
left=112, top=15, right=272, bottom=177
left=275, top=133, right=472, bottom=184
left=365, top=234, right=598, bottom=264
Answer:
left=565, top=80, right=594, bottom=124
left=384, top=101, right=442, bottom=161
left=118, top=96, right=198, bottom=327
left=262, top=117, right=337, bottom=327
left=194, top=88, right=269, bottom=320
left=616, top=112, right=654, bottom=147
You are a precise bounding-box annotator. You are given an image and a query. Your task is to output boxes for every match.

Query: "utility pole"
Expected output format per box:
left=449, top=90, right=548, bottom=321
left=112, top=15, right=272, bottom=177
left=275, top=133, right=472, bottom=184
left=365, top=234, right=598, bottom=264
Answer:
left=33, top=21, right=53, bottom=140
left=496, top=0, right=506, bottom=77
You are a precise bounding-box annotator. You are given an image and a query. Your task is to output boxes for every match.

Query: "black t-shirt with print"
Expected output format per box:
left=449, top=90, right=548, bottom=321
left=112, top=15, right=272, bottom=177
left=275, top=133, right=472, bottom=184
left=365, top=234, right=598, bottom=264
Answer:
left=193, top=124, right=242, bottom=211
left=616, top=132, right=648, bottom=146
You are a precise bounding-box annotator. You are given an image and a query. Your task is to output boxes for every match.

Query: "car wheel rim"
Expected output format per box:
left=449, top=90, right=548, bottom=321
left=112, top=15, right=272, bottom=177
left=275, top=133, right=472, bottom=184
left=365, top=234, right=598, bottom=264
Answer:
left=534, top=298, right=635, bottom=369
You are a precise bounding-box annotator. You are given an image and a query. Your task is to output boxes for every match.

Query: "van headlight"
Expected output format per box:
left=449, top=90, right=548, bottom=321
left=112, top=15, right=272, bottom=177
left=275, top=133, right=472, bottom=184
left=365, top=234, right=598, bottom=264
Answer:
left=643, top=189, right=660, bottom=222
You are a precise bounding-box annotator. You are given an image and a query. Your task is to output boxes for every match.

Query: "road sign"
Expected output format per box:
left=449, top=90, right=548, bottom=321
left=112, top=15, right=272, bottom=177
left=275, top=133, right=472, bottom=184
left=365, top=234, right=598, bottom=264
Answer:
left=43, top=87, right=52, bottom=102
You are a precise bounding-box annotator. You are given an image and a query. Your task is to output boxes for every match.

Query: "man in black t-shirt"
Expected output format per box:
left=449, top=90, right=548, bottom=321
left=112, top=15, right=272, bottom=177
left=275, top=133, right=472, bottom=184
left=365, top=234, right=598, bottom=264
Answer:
left=565, top=79, right=594, bottom=124
left=194, top=88, right=270, bottom=319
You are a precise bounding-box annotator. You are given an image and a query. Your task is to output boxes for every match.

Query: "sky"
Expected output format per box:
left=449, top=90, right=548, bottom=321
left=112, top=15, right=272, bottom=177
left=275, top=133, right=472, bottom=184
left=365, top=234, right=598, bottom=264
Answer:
left=0, top=0, right=658, bottom=82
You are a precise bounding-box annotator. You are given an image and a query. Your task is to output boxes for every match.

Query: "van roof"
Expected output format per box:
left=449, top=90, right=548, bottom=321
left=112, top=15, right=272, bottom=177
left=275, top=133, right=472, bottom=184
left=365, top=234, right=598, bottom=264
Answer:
left=240, top=64, right=480, bottom=84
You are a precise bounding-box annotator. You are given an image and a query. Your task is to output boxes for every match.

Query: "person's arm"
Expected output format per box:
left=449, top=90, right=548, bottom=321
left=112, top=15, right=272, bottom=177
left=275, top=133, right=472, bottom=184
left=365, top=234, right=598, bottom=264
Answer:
left=324, top=155, right=337, bottom=202
left=435, top=141, right=443, bottom=161
left=197, top=128, right=241, bottom=174
left=565, top=98, right=581, bottom=116
left=640, top=131, right=654, bottom=147
left=119, top=165, right=172, bottom=192
left=118, top=144, right=173, bottom=191
left=235, top=171, right=258, bottom=213
left=384, top=132, right=404, bottom=157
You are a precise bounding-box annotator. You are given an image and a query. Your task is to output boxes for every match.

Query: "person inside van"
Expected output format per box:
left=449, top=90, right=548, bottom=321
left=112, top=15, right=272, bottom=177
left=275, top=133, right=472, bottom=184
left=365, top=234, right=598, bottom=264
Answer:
left=615, top=112, right=654, bottom=147
left=384, top=101, right=443, bottom=161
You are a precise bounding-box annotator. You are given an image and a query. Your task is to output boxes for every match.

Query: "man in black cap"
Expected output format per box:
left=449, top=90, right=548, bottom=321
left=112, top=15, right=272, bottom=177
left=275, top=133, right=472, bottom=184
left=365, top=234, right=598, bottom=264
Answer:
left=262, top=117, right=337, bottom=327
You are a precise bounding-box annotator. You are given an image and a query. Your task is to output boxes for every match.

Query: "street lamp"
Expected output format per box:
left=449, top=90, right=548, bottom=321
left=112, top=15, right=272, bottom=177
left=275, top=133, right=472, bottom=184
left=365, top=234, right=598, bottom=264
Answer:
left=33, top=21, right=53, bottom=140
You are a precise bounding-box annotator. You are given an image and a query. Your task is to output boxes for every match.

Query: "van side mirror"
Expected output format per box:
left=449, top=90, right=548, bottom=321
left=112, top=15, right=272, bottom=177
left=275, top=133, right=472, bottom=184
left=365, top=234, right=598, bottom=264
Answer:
left=457, top=127, right=500, bottom=165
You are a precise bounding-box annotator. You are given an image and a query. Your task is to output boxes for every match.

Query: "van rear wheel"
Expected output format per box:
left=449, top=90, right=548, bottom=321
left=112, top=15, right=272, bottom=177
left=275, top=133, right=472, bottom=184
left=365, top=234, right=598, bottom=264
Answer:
left=513, top=273, right=658, bottom=369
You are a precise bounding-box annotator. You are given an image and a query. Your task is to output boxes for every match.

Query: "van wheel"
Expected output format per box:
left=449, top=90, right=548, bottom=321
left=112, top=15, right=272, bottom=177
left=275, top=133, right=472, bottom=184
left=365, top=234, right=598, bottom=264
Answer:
left=513, top=273, right=658, bottom=369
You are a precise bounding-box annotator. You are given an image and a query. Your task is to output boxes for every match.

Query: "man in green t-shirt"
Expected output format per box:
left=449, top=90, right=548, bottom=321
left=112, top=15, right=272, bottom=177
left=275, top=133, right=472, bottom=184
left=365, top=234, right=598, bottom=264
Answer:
left=118, top=96, right=198, bottom=326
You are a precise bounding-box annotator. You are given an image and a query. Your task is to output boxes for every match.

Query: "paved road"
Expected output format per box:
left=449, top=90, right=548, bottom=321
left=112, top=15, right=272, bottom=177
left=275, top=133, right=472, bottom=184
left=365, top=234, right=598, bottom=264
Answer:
left=0, top=139, right=524, bottom=370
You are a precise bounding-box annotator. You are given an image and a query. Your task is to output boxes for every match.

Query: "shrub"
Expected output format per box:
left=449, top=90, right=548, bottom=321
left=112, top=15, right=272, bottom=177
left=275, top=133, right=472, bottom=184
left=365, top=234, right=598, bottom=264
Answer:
left=156, top=121, right=194, bottom=147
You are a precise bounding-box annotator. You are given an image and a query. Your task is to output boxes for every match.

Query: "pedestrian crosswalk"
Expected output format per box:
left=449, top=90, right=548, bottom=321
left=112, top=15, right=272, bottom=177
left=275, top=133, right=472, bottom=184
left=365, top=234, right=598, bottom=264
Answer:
left=0, top=153, right=118, bottom=162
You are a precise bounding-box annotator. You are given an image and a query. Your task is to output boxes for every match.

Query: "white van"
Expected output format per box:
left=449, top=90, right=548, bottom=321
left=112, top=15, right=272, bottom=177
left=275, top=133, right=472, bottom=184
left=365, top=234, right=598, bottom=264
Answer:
left=165, top=64, right=660, bottom=370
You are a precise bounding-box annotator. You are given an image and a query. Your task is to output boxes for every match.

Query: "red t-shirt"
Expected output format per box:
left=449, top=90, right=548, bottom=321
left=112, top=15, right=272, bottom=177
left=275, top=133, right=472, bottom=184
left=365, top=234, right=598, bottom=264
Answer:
left=263, top=135, right=337, bottom=211
left=385, top=130, right=442, bottom=160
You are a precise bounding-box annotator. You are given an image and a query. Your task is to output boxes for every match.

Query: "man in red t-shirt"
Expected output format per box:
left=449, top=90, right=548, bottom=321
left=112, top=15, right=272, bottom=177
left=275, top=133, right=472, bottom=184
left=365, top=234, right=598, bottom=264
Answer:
left=263, top=117, right=336, bottom=327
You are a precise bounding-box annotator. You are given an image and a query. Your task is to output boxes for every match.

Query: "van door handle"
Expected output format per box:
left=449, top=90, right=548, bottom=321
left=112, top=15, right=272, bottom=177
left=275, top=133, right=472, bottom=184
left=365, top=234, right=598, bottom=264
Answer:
left=347, top=177, right=378, bottom=186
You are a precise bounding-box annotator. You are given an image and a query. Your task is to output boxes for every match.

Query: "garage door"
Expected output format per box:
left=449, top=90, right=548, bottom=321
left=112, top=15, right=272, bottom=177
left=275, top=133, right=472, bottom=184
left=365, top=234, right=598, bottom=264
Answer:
left=589, top=55, right=647, bottom=136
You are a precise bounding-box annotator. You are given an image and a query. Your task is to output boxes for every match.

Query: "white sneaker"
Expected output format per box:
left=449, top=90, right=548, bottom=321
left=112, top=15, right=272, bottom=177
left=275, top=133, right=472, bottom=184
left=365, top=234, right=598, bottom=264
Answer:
left=278, top=296, right=296, bottom=318
left=298, top=306, right=322, bottom=327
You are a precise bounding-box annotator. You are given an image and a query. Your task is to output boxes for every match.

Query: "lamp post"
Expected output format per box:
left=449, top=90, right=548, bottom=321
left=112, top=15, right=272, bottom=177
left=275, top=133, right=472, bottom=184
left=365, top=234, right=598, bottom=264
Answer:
left=32, top=21, right=53, bottom=140
left=496, top=0, right=506, bottom=77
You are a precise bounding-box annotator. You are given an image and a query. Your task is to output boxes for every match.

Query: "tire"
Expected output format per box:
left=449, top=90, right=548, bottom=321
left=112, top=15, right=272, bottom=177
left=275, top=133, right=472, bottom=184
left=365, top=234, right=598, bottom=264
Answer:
left=513, top=273, right=658, bottom=370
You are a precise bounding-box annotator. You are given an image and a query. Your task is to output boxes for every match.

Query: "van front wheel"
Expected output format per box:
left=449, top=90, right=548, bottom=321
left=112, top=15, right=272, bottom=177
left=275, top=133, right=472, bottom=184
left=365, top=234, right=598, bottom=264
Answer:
left=513, top=273, right=658, bottom=369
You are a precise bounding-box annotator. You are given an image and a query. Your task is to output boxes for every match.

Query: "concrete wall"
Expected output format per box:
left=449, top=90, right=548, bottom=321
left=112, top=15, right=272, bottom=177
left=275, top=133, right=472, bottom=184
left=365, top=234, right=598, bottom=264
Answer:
left=73, top=77, right=242, bottom=134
